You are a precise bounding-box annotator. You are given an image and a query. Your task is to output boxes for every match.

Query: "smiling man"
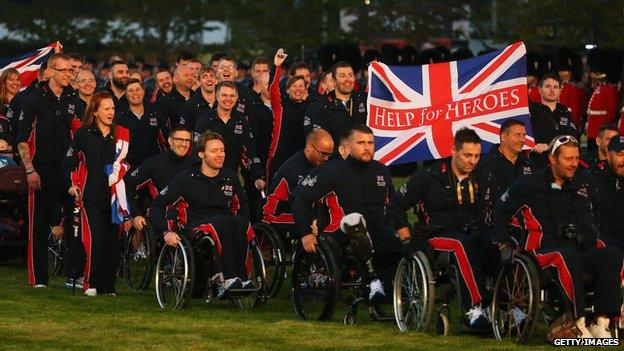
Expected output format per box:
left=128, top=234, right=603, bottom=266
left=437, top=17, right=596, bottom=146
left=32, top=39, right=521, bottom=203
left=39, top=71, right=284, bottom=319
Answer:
left=16, top=53, right=80, bottom=288
left=389, top=127, right=498, bottom=330
left=115, top=78, right=167, bottom=170
left=493, top=135, right=623, bottom=338
left=478, top=119, right=535, bottom=192
left=303, top=61, right=368, bottom=152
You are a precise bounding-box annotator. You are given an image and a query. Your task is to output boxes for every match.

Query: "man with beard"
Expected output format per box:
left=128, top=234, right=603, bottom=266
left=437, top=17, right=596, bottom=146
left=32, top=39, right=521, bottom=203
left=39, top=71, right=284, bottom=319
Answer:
left=591, top=135, right=624, bottom=251
left=304, top=61, right=367, bottom=153
left=183, top=66, right=217, bottom=133
left=151, top=69, right=173, bottom=104
left=294, top=125, right=399, bottom=302
left=586, top=124, right=619, bottom=169
left=100, top=60, right=130, bottom=111
left=157, top=65, right=194, bottom=128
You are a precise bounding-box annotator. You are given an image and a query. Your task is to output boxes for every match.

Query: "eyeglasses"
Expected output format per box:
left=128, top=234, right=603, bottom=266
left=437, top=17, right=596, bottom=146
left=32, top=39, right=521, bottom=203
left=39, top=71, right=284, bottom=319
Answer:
left=312, top=144, right=332, bottom=159
left=171, top=137, right=192, bottom=144
left=77, top=79, right=96, bottom=84
left=51, top=67, right=73, bottom=75
left=550, top=135, right=578, bottom=155
left=218, top=65, right=236, bottom=71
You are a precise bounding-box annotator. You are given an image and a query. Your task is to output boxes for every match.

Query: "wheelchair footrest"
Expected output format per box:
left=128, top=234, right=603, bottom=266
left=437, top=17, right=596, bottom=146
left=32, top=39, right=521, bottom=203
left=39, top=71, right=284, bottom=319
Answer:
left=221, top=287, right=261, bottom=299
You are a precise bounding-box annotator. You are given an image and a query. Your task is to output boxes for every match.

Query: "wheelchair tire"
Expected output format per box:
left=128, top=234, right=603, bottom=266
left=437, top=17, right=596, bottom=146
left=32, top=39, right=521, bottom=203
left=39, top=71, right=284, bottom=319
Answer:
left=393, top=251, right=436, bottom=332
left=492, top=253, right=540, bottom=343
left=291, top=238, right=340, bottom=321
left=252, top=222, right=286, bottom=299
left=123, top=222, right=156, bottom=290
left=155, top=235, right=195, bottom=309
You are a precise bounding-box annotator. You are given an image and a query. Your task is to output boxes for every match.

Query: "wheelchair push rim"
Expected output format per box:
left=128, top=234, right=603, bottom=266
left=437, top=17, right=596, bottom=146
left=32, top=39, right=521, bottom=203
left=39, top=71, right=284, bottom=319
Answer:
left=155, top=236, right=194, bottom=309
left=291, top=238, right=339, bottom=321
left=393, top=251, right=435, bottom=332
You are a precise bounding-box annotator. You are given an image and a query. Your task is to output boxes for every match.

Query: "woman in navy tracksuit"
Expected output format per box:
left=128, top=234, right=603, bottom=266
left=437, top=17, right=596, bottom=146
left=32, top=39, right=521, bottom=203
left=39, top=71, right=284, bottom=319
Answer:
left=64, top=91, right=129, bottom=297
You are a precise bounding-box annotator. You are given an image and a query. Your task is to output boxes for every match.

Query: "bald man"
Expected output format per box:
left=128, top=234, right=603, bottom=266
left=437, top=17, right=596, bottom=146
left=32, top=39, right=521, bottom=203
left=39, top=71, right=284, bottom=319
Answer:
left=157, top=65, right=196, bottom=128
left=262, top=129, right=334, bottom=229
left=75, top=70, right=96, bottom=119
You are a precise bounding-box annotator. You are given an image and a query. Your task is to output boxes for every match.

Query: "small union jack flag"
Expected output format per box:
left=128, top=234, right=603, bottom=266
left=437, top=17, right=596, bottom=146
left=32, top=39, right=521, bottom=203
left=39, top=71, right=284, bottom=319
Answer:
left=0, top=42, right=60, bottom=90
left=368, top=42, right=534, bottom=165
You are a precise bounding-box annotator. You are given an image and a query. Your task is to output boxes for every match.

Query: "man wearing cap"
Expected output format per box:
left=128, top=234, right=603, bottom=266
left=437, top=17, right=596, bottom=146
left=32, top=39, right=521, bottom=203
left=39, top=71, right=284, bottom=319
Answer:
left=493, top=134, right=623, bottom=338
left=591, top=135, right=624, bottom=251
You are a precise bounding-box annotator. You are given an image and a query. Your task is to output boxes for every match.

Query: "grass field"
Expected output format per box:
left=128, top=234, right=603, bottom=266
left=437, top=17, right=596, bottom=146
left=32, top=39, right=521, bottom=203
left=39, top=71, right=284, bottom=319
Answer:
left=0, top=258, right=578, bottom=351
left=0, top=177, right=582, bottom=350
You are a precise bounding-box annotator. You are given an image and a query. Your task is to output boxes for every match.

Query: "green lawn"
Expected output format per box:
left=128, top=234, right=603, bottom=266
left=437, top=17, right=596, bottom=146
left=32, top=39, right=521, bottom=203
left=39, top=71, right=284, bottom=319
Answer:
left=0, top=259, right=580, bottom=351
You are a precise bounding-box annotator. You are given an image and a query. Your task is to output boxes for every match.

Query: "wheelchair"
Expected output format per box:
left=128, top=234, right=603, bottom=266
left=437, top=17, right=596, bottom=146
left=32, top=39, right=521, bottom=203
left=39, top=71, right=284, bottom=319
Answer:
left=0, top=163, right=27, bottom=262
left=393, top=225, right=490, bottom=336
left=291, top=213, right=394, bottom=325
left=491, top=242, right=623, bottom=343
left=155, top=227, right=267, bottom=310
left=252, top=221, right=293, bottom=298
left=121, top=221, right=157, bottom=290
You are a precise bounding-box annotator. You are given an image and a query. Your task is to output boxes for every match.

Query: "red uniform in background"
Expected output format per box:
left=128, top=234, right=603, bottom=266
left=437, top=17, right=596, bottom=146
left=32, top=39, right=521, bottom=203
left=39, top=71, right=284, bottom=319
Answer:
left=586, top=82, right=618, bottom=140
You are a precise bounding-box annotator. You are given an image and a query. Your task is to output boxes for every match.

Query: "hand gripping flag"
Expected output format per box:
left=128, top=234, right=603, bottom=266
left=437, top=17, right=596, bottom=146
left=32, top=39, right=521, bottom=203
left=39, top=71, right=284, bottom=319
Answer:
left=105, top=126, right=131, bottom=224
left=367, top=42, right=534, bottom=165
left=0, top=42, right=61, bottom=90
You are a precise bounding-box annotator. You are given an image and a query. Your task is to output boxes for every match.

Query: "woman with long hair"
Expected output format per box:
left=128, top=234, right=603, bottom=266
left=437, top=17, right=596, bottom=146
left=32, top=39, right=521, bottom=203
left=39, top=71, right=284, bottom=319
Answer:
left=0, top=68, right=20, bottom=144
left=63, top=91, right=130, bottom=297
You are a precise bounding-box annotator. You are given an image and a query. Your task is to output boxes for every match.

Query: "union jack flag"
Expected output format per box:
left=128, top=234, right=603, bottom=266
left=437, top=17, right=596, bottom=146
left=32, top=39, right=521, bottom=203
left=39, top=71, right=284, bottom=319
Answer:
left=0, top=42, right=60, bottom=90
left=368, top=42, right=534, bottom=165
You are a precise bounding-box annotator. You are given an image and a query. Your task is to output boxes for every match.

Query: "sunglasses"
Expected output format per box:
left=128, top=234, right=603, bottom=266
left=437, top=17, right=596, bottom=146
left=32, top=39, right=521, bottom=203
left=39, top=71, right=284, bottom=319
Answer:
left=551, top=135, right=578, bottom=155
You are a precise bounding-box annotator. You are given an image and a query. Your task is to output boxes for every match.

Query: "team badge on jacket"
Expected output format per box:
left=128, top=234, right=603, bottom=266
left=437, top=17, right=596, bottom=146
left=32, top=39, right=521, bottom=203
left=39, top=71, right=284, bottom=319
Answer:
left=376, top=175, right=386, bottom=186
left=222, top=184, right=233, bottom=196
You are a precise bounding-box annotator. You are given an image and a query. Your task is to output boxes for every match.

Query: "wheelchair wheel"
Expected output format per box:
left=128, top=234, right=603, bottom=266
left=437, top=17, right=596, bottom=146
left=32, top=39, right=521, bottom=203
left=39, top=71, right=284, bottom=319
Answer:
left=393, top=251, right=436, bottom=332
left=155, top=235, right=195, bottom=309
left=492, top=254, right=540, bottom=343
left=253, top=222, right=286, bottom=298
left=292, top=238, right=340, bottom=321
left=240, top=238, right=268, bottom=307
left=123, top=222, right=155, bottom=290
left=47, top=231, right=64, bottom=276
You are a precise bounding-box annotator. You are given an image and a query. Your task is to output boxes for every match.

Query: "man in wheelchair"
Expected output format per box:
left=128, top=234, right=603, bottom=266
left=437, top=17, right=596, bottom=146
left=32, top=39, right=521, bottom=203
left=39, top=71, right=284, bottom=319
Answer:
left=388, top=127, right=499, bottom=330
left=149, top=131, right=255, bottom=298
left=293, top=124, right=400, bottom=302
left=493, top=135, right=624, bottom=338
left=262, top=129, right=334, bottom=232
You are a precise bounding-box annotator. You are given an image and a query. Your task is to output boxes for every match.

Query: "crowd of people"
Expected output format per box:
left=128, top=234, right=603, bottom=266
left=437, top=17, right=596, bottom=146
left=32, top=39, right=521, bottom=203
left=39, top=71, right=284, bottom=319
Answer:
left=0, top=43, right=623, bottom=341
